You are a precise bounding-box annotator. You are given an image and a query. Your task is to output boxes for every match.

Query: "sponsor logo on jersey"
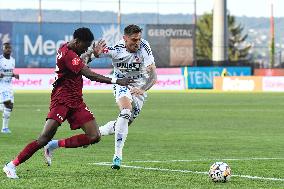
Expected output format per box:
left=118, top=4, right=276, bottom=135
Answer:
left=3, top=69, right=13, bottom=73
left=117, top=62, right=141, bottom=72
left=134, top=55, right=140, bottom=63
left=72, top=57, right=81, bottom=66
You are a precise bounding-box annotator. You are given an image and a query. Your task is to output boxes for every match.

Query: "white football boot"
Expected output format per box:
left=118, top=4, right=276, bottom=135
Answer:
left=44, top=145, right=53, bottom=166
left=3, top=164, right=19, bottom=179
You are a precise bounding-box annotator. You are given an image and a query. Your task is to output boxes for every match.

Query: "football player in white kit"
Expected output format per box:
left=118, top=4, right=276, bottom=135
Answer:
left=96, top=25, right=157, bottom=169
left=0, top=42, right=19, bottom=133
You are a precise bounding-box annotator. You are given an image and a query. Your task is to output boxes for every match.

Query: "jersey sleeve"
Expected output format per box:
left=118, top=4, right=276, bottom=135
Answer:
left=12, top=58, right=16, bottom=69
left=141, top=40, right=155, bottom=67
left=0, top=58, right=3, bottom=70
left=64, top=51, right=85, bottom=74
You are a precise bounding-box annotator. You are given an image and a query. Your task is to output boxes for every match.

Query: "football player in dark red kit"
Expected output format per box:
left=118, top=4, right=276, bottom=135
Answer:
left=3, top=27, right=133, bottom=179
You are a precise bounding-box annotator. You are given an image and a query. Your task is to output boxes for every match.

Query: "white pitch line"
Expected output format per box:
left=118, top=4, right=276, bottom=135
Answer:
left=125, top=157, right=284, bottom=163
left=91, top=162, right=207, bottom=175
left=90, top=161, right=284, bottom=182
left=232, top=174, right=284, bottom=181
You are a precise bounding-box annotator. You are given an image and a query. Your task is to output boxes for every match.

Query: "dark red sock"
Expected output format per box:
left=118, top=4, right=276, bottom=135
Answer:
left=12, top=140, right=42, bottom=166
left=58, top=134, right=92, bottom=148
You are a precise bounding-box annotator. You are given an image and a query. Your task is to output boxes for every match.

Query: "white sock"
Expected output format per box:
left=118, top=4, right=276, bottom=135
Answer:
left=47, top=140, right=59, bottom=150
left=2, top=107, right=11, bottom=130
left=0, top=104, right=4, bottom=112
left=99, top=121, right=116, bottom=136
left=114, top=109, right=131, bottom=159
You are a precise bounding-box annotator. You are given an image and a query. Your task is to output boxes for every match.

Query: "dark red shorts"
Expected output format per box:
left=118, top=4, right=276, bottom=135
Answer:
left=47, top=103, right=95, bottom=130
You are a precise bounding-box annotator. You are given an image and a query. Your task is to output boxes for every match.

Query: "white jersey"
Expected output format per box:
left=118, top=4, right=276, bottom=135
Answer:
left=102, top=39, right=155, bottom=88
left=0, top=55, right=15, bottom=91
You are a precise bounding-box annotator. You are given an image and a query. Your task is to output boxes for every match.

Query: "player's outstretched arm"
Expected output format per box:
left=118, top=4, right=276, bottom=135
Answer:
left=141, top=64, right=157, bottom=91
left=80, top=65, right=134, bottom=86
left=0, top=72, right=19, bottom=79
left=130, top=64, right=157, bottom=96
left=13, top=73, right=19, bottom=79
left=80, top=49, right=93, bottom=64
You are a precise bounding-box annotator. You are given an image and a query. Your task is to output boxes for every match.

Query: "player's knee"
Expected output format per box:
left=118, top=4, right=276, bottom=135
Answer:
left=119, top=109, right=132, bottom=120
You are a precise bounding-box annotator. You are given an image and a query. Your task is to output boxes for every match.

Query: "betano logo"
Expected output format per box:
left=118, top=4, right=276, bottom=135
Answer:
left=24, top=35, right=73, bottom=56
left=222, top=77, right=255, bottom=91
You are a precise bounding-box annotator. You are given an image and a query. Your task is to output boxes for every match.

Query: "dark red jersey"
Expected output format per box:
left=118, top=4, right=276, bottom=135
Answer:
left=50, top=43, right=85, bottom=109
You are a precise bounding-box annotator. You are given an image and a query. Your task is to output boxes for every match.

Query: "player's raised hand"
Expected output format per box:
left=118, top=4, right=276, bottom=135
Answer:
left=116, top=78, right=135, bottom=86
left=93, top=39, right=106, bottom=57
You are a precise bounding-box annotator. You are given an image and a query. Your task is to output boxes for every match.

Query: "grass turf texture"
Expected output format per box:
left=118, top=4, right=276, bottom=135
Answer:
left=1, top=92, right=284, bottom=188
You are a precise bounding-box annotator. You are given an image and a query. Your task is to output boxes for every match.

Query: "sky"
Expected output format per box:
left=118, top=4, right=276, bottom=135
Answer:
left=0, top=0, right=283, bottom=18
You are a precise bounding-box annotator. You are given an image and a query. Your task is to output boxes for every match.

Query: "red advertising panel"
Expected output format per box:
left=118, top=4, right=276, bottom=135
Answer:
left=254, top=69, right=284, bottom=76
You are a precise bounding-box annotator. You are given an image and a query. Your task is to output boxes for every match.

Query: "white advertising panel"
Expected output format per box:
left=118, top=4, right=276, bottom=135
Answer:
left=12, top=74, right=185, bottom=91
left=262, top=77, right=284, bottom=92
left=152, top=75, right=185, bottom=90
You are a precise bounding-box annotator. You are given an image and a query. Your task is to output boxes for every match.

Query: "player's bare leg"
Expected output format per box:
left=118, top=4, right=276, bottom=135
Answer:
left=3, top=119, right=60, bottom=179
left=44, top=120, right=101, bottom=166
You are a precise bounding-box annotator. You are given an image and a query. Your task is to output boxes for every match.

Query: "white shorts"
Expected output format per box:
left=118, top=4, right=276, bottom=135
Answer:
left=0, top=90, right=14, bottom=103
left=113, top=85, right=147, bottom=121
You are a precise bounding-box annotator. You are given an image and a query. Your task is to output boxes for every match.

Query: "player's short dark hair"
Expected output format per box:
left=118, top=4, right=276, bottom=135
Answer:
left=124, top=24, right=143, bottom=36
left=73, top=27, right=94, bottom=42
left=2, top=42, right=10, bottom=46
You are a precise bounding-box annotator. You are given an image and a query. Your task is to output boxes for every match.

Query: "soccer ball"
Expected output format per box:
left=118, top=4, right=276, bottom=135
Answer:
left=208, top=162, right=231, bottom=182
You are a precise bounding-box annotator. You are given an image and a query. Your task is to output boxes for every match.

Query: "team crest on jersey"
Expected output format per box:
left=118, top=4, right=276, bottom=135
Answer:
left=134, top=55, right=140, bottom=63
left=72, top=57, right=81, bottom=66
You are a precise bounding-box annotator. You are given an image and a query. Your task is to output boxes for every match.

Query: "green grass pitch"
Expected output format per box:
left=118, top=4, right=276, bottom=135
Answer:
left=1, top=92, right=284, bottom=188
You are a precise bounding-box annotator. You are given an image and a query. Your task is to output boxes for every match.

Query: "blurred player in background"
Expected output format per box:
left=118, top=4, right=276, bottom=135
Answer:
left=0, top=42, right=19, bottom=134
left=3, top=27, right=133, bottom=179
